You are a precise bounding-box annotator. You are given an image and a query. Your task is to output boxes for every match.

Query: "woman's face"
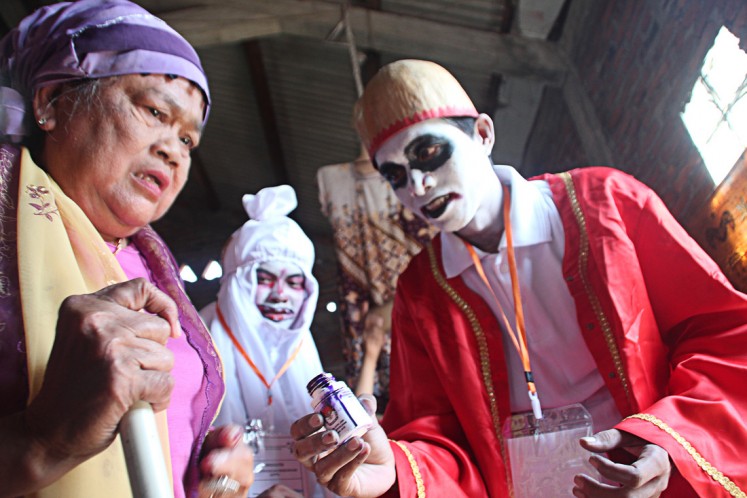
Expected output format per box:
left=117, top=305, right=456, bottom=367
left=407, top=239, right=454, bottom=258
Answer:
left=254, top=260, right=308, bottom=328
left=38, top=74, right=204, bottom=241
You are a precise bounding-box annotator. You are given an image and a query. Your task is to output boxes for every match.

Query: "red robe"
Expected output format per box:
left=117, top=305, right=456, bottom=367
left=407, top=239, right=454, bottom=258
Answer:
left=381, top=167, right=747, bottom=497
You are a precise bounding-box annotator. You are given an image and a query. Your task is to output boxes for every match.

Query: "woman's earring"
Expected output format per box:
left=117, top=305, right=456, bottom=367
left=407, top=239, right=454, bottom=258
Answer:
left=37, top=117, right=47, bottom=126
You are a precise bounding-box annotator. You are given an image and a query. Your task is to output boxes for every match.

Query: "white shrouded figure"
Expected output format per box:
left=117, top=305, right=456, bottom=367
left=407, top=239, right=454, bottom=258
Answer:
left=201, top=185, right=331, bottom=498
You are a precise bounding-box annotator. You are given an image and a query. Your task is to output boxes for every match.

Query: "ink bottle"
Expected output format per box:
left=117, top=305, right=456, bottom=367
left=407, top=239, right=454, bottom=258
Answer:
left=307, top=372, right=372, bottom=446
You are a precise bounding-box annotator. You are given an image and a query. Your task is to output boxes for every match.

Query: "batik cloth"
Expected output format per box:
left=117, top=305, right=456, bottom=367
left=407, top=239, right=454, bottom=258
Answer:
left=317, top=162, right=436, bottom=408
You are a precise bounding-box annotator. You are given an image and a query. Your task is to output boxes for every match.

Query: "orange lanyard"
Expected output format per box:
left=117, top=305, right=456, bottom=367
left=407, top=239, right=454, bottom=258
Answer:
left=216, top=304, right=305, bottom=406
left=463, top=183, right=543, bottom=419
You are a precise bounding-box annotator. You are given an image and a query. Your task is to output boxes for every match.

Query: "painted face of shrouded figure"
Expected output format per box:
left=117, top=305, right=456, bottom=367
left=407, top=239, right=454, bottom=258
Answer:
left=374, top=116, right=496, bottom=234
left=254, top=260, right=308, bottom=328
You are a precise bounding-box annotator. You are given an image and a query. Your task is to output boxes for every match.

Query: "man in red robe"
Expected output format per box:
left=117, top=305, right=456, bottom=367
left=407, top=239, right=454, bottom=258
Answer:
left=291, top=59, right=747, bottom=497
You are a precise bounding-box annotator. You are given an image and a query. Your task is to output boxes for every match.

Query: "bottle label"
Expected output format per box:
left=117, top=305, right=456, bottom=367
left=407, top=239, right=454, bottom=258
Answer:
left=317, top=388, right=371, bottom=443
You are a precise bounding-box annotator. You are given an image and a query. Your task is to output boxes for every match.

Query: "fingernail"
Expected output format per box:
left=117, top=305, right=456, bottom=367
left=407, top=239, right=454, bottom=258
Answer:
left=346, top=437, right=362, bottom=451
left=210, top=452, right=227, bottom=469
left=322, top=431, right=339, bottom=445
left=228, top=426, right=242, bottom=444
left=358, top=394, right=376, bottom=414
left=581, top=436, right=595, bottom=443
left=310, top=414, right=324, bottom=429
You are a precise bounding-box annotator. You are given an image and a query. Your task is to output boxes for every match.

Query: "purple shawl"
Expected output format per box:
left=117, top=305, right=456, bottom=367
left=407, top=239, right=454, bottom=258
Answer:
left=0, top=0, right=210, bottom=142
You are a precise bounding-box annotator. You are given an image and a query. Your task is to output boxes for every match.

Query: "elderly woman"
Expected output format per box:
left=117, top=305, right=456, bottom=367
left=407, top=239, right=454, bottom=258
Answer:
left=201, top=185, right=333, bottom=498
left=0, top=1, right=252, bottom=497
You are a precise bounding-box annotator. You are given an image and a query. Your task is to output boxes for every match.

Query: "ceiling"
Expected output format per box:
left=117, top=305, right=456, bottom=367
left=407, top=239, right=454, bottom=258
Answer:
left=1, top=0, right=573, bottom=371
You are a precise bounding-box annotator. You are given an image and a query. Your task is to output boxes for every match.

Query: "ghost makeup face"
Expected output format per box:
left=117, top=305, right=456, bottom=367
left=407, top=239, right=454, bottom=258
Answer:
left=374, top=115, right=500, bottom=235
left=254, top=260, right=308, bottom=327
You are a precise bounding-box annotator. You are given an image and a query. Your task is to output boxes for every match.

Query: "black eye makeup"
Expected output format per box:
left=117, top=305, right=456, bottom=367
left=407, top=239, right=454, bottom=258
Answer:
left=405, top=134, right=454, bottom=173
left=379, top=162, right=408, bottom=189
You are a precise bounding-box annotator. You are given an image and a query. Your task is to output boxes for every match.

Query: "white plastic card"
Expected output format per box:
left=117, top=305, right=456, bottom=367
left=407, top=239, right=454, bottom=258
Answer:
left=503, top=403, right=600, bottom=498
left=248, top=433, right=310, bottom=497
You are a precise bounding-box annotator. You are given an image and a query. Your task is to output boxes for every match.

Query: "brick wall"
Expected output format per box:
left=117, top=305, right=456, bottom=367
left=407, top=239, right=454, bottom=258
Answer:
left=523, top=0, right=747, bottom=225
left=522, top=0, right=747, bottom=290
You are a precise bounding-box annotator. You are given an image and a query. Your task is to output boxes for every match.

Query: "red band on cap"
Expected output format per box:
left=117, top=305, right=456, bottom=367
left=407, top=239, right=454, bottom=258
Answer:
left=368, top=105, right=479, bottom=157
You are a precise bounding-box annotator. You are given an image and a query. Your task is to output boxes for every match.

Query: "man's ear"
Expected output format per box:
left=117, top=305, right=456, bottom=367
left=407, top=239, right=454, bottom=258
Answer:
left=474, top=113, right=495, bottom=155
left=32, top=84, right=62, bottom=131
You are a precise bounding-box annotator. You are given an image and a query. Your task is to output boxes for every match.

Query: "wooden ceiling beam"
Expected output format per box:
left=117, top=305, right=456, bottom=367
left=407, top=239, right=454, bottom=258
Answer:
left=561, top=62, right=614, bottom=166
left=157, top=4, right=290, bottom=47
left=160, top=1, right=567, bottom=85
left=281, top=7, right=567, bottom=84
left=243, top=40, right=291, bottom=185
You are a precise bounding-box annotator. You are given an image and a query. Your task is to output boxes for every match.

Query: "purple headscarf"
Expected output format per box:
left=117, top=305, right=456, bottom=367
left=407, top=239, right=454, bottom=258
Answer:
left=0, top=0, right=210, bottom=142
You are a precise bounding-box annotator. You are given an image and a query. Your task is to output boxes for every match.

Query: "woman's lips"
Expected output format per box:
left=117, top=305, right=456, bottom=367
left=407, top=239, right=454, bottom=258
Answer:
left=133, top=169, right=169, bottom=198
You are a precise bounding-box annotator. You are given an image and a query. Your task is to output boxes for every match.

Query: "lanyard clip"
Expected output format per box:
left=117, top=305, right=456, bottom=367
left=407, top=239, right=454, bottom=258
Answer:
left=528, top=390, right=543, bottom=420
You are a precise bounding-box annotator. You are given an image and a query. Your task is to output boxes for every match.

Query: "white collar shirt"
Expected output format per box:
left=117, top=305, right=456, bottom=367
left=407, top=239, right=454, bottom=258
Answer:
left=440, top=165, right=620, bottom=431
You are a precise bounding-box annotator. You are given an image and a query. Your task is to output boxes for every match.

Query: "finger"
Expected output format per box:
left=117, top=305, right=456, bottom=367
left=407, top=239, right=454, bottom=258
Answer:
left=119, top=311, right=179, bottom=346
left=203, top=425, right=243, bottom=453
left=573, top=473, right=624, bottom=498
left=290, top=412, right=325, bottom=440
left=327, top=438, right=371, bottom=487
left=294, top=429, right=340, bottom=469
left=588, top=453, right=643, bottom=486
left=575, top=471, right=668, bottom=498
left=57, top=292, right=174, bottom=347
left=127, top=336, right=175, bottom=371
left=138, top=370, right=175, bottom=411
left=97, top=279, right=181, bottom=338
left=105, top=332, right=175, bottom=410
left=580, top=428, right=647, bottom=453
left=200, top=443, right=254, bottom=489
left=262, top=484, right=301, bottom=498
left=316, top=437, right=369, bottom=488
left=630, top=444, right=670, bottom=485
left=358, top=394, right=378, bottom=418
left=580, top=429, right=623, bottom=453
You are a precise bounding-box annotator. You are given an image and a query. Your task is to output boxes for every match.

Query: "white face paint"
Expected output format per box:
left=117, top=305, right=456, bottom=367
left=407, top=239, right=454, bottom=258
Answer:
left=254, top=260, right=308, bottom=328
left=374, top=117, right=498, bottom=234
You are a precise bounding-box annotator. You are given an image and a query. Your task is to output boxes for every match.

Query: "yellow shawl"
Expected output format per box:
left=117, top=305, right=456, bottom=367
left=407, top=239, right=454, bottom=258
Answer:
left=17, top=148, right=172, bottom=497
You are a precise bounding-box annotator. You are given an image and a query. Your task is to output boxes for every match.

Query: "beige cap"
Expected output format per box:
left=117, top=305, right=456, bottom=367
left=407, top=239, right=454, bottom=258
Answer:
left=353, top=59, right=478, bottom=157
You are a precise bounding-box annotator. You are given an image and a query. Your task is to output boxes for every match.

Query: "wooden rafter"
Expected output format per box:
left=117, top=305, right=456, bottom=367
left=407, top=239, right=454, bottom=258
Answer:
left=159, top=0, right=567, bottom=85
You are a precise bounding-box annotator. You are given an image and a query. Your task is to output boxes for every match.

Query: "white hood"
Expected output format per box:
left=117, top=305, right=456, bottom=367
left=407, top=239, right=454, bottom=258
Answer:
left=203, top=185, right=323, bottom=433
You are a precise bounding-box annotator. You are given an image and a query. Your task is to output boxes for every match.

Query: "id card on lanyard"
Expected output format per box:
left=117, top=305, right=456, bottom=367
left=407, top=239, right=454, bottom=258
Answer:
left=466, top=185, right=600, bottom=496
left=503, top=403, right=598, bottom=498
left=246, top=431, right=309, bottom=497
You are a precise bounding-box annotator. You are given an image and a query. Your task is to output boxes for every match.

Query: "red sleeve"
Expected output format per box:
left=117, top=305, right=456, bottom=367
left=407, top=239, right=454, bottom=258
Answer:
left=379, top=286, right=488, bottom=497
left=597, top=172, right=747, bottom=497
